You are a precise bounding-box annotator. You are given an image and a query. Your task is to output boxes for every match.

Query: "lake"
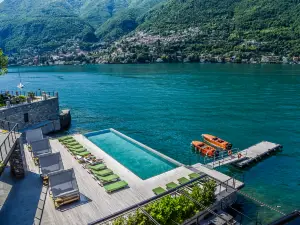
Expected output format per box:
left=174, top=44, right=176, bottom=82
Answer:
left=1, top=63, right=299, bottom=223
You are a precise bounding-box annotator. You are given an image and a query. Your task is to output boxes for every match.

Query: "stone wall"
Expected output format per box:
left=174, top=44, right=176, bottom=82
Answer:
left=9, top=139, right=25, bottom=178
left=0, top=97, right=61, bottom=132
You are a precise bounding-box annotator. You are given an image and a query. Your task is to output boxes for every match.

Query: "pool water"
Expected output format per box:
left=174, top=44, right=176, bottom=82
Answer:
left=86, top=130, right=178, bottom=180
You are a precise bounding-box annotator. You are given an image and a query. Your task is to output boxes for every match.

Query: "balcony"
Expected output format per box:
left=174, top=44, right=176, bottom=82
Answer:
left=0, top=90, right=57, bottom=111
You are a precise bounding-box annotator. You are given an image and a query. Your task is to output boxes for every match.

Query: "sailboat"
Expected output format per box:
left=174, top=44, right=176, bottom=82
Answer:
left=17, top=69, right=24, bottom=89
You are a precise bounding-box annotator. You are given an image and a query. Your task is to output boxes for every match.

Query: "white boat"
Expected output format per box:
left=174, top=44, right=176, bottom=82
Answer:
left=17, top=82, right=24, bottom=89
left=17, top=68, right=24, bottom=89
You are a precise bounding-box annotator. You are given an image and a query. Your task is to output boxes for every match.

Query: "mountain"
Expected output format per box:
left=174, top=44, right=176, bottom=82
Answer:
left=0, top=0, right=97, bottom=52
left=95, top=0, right=166, bottom=41
left=135, top=0, right=300, bottom=56
left=1, top=0, right=300, bottom=59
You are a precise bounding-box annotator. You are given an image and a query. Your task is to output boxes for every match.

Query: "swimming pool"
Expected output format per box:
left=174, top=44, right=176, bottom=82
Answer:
left=85, top=129, right=179, bottom=180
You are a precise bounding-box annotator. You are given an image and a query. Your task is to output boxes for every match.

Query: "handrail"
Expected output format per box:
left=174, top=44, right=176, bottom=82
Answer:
left=0, top=123, right=19, bottom=162
left=1, top=90, right=57, bottom=98
left=88, top=174, right=208, bottom=225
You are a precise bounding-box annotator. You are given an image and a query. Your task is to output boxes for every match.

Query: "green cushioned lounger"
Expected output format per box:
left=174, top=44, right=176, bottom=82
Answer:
left=58, top=136, right=73, bottom=141
left=95, top=174, right=119, bottom=183
left=166, top=182, right=178, bottom=190
left=152, top=187, right=166, bottom=195
left=68, top=145, right=85, bottom=150
left=92, top=169, right=113, bottom=176
left=88, top=164, right=106, bottom=171
left=104, top=180, right=128, bottom=193
left=62, top=139, right=76, bottom=144
left=66, top=144, right=82, bottom=149
left=76, top=151, right=90, bottom=157
left=69, top=148, right=86, bottom=153
left=178, top=177, right=189, bottom=184
left=67, top=142, right=81, bottom=147
left=188, top=173, right=201, bottom=180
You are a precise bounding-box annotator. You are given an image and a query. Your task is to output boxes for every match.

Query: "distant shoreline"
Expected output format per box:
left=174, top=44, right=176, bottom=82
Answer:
left=8, top=61, right=300, bottom=67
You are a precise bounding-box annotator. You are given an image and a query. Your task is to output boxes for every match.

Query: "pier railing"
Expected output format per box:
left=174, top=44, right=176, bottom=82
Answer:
left=89, top=175, right=233, bottom=225
left=203, top=148, right=246, bottom=168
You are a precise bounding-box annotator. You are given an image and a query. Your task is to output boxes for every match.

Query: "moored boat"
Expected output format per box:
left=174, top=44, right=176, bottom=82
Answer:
left=191, top=141, right=216, bottom=157
left=202, top=134, right=232, bottom=150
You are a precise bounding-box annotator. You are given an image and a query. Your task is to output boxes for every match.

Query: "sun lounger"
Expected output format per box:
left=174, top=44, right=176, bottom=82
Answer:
left=92, top=169, right=113, bottom=176
left=61, top=138, right=76, bottom=143
left=62, top=141, right=78, bottom=146
left=95, top=174, right=119, bottom=185
left=66, top=142, right=81, bottom=147
left=68, top=145, right=84, bottom=149
left=152, top=187, right=166, bottom=195
left=66, top=143, right=82, bottom=148
left=104, top=180, right=128, bottom=193
left=68, top=145, right=86, bottom=150
left=188, top=173, right=201, bottom=180
left=76, top=151, right=90, bottom=157
left=58, top=136, right=73, bottom=142
left=26, top=128, right=43, bottom=145
left=69, top=148, right=86, bottom=153
left=178, top=177, right=189, bottom=184
left=84, top=158, right=103, bottom=165
left=75, top=156, right=85, bottom=163
left=88, top=164, right=106, bottom=171
left=48, top=168, right=80, bottom=208
left=166, top=182, right=178, bottom=190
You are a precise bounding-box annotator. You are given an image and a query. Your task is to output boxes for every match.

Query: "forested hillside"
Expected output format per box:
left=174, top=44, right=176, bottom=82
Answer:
left=1, top=0, right=300, bottom=63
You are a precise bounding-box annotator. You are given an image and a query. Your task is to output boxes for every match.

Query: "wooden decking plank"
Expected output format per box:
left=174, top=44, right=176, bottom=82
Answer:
left=22, top=135, right=196, bottom=225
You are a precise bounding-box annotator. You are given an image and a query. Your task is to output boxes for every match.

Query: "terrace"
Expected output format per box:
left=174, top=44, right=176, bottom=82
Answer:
left=0, top=90, right=57, bottom=111
left=0, top=129, right=243, bottom=225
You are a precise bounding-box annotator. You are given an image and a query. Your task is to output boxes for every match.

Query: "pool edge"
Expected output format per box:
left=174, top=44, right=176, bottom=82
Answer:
left=85, top=128, right=184, bottom=168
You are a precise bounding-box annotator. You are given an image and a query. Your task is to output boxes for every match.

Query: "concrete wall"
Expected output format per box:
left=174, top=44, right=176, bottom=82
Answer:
left=0, top=97, right=60, bottom=132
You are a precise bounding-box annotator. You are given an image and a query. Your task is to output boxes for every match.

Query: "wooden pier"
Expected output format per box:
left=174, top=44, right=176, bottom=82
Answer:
left=206, top=141, right=282, bottom=169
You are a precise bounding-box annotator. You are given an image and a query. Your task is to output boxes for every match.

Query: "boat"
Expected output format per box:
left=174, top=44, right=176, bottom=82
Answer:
left=17, top=82, right=24, bottom=89
left=202, top=134, right=232, bottom=150
left=17, top=69, right=24, bottom=89
left=191, top=141, right=216, bottom=157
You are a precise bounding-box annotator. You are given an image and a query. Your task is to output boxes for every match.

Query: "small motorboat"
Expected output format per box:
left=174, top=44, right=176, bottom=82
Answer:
left=202, top=134, right=232, bottom=150
left=191, top=141, right=216, bottom=157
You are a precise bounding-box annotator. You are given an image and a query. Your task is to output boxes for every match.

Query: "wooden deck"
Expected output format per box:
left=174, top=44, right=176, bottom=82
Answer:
left=205, top=141, right=282, bottom=168
left=191, top=163, right=244, bottom=189
left=23, top=135, right=197, bottom=225
left=1, top=133, right=245, bottom=225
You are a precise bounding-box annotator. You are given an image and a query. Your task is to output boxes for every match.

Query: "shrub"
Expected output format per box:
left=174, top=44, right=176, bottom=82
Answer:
left=17, top=95, right=27, bottom=102
left=28, top=92, right=35, bottom=99
left=112, top=180, right=216, bottom=225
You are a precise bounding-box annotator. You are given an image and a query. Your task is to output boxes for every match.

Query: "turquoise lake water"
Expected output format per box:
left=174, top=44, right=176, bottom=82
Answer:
left=0, top=64, right=299, bottom=223
left=86, top=130, right=177, bottom=179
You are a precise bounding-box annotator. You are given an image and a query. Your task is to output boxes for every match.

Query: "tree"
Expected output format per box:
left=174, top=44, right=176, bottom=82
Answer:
left=0, top=49, right=8, bottom=75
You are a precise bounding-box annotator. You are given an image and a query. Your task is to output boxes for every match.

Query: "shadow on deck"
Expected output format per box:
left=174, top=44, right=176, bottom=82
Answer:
left=0, top=167, right=43, bottom=225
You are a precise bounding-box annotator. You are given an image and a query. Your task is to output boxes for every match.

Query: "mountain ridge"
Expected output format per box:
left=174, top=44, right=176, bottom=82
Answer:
left=1, top=0, right=300, bottom=61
